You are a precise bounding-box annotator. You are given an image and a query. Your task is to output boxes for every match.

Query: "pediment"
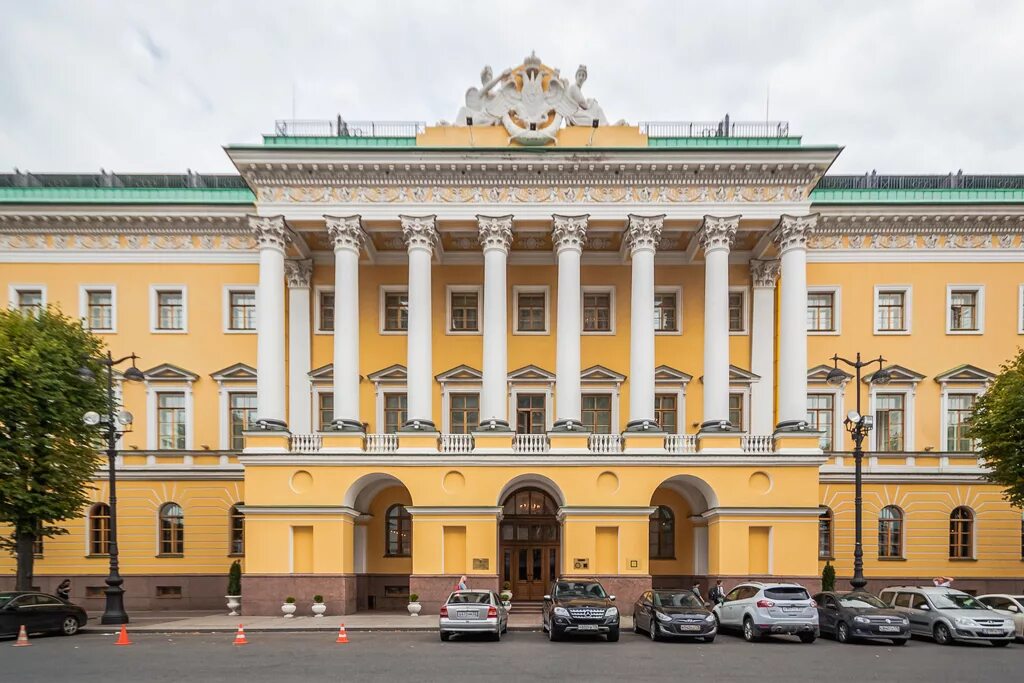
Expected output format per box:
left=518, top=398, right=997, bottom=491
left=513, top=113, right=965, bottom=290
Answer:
left=367, top=364, right=407, bottom=383
left=698, top=365, right=760, bottom=385
left=864, top=364, right=925, bottom=384
left=435, top=364, right=483, bottom=383
left=807, top=364, right=851, bottom=383
left=144, top=363, right=199, bottom=382
left=655, top=365, right=693, bottom=384
left=210, top=362, right=257, bottom=382
left=508, top=364, right=556, bottom=382
left=934, top=364, right=995, bottom=384
left=309, top=363, right=334, bottom=381
left=580, top=365, right=626, bottom=384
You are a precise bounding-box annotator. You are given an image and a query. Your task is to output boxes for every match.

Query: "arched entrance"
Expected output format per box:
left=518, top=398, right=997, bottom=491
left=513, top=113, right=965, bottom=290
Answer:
left=649, top=475, right=717, bottom=590
left=499, top=487, right=560, bottom=601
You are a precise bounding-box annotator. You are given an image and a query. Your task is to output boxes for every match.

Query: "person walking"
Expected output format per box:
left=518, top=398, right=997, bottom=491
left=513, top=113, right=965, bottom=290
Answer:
left=691, top=582, right=702, bottom=601
left=56, top=578, right=71, bottom=601
left=457, top=575, right=468, bottom=591
left=932, top=576, right=954, bottom=588
left=709, top=580, right=727, bottom=605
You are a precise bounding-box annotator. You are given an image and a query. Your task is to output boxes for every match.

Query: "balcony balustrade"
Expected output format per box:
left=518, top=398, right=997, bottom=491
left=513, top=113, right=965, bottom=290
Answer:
left=512, top=433, right=550, bottom=454
left=664, top=434, right=698, bottom=454
left=440, top=433, right=474, bottom=454
left=588, top=433, right=623, bottom=454
left=289, top=433, right=322, bottom=453
left=741, top=434, right=774, bottom=454
left=365, top=433, right=399, bottom=453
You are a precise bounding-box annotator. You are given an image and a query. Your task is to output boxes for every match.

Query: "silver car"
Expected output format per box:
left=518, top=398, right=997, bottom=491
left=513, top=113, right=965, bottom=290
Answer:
left=880, top=586, right=1014, bottom=646
left=712, top=582, right=819, bottom=643
left=977, top=594, right=1024, bottom=641
left=439, top=589, right=509, bottom=642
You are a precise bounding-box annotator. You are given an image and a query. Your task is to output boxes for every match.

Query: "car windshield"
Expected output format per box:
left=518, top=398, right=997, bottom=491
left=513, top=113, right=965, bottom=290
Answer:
left=448, top=592, right=491, bottom=604
left=931, top=592, right=987, bottom=610
left=554, top=582, right=607, bottom=599
left=763, top=587, right=810, bottom=601
left=838, top=594, right=888, bottom=609
left=653, top=592, right=702, bottom=609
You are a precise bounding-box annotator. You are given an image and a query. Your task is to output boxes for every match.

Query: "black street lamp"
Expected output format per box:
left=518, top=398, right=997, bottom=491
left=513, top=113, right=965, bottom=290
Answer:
left=80, top=351, right=145, bottom=625
left=825, top=353, right=892, bottom=592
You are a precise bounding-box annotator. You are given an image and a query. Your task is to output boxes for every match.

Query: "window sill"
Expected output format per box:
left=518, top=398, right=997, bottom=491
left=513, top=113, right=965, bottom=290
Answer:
left=513, top=330, right=550, bottom=336
left=151, top=329, right=188, bottom=335
left=874, top=330, right=911, bottom=336
left=651, top=556, right=676, bottom=561
left=945, top=330, right=983, bottom=336
left=877, top=556, right=907, bottom=561
left=819, top=556, right=835, bottom=562
left=384, top=554, right=411, bottom=559
left=86, top=554, right=110, bottom=559
left=228, top=553, right=245, bottom=558
left=157, top=554, right=184, bottom=558
left=224, top=329, right=257, bottom=335
left=379, top=330, right=409, bottom=336
left=949, top=557, right=977, bottom=562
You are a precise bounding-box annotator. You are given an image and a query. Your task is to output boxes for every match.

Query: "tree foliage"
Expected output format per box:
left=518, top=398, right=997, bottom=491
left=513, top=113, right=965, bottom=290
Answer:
left=821, top=561, right=836, bottom=593
left=968, top=348, right=1024, bottom=508
left=0, top=307, right=108, bottom=589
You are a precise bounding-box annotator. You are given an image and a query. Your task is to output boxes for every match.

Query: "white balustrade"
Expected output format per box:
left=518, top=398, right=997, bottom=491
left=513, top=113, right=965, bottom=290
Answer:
left=513, top=433, right=550, bottom=454
left=289, top=433, right=323, bottom=453
left=588, top=433, right=623, bottom=454
left=440, top=433, right=474, bottom=453
left=664, top=434, right=697, bottom=454
left=741, top=434, right=774, bottom=454
left=366, top=433, right=399, bottom=453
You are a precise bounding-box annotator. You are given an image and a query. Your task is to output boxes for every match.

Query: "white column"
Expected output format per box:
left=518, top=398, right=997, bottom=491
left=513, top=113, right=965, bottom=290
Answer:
left=326, top=215, right=367, bottom=432
left=749, top=259, right=780, bottom=435
left=401, top=215, right=438, bottom=430
left=477, top=215, right=514, bottom=430
left=285, top=259, right=313, bottom=433
left=250, top=215, right=290, bottom=430
left=774, top=214, right=818, bottom=429
left=552, top=215, right=588, bottom=430
left=626, top=214, right=664, bottom=430
left=698, top=215, right=738, bottom=430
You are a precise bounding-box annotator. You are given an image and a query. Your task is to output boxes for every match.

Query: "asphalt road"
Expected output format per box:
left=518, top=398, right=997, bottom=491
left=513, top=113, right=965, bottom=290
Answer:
left=6, top=630, right=1020, bottom=682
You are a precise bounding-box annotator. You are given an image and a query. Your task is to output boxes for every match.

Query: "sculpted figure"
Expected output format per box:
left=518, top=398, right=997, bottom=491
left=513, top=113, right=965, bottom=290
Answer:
left=564, top=65, right=609, bottom=126
left=456, top=65, right=511, bottom=126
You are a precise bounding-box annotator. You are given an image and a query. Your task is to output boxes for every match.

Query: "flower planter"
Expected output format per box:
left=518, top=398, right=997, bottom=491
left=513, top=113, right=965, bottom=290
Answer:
left=408, top=602, right=422, bottom=616
left=226, top=595, right=241, bottom=617
left=312, top=602, right=327, bottom=617
left=282, top=603, right=297, bottom=618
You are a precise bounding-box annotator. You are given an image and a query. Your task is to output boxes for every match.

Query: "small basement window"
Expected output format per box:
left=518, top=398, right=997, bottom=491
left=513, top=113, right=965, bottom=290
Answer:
left=156, top=585, right=182, bottom=598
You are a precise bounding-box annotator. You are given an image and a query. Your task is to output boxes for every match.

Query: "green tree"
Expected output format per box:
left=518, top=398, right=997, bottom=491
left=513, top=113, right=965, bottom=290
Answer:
left=0, top=307, right=108, bottom=590
left=821, top=561, right=836, bottom=592
left=967, top=348, right=1024, bottom=507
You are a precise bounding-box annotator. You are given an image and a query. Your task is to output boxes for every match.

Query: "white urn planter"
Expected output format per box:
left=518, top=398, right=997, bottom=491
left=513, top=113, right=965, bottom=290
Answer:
left=407, top=601, right=422, bottom=616
left=226, top=595, right=241, bottom=617
left=312, top=602, right=327, bottom=617
left=282, top=602, right=297, bottom=618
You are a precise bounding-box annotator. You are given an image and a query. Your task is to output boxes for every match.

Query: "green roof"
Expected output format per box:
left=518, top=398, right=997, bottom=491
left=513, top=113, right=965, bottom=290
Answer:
left=260, top=135, right=417, bottom=148
left=809, top=188, right=1024, bottom=204
left=647, top=136, right=804, bottom=148
left=0, top=186, right=255, bottom=205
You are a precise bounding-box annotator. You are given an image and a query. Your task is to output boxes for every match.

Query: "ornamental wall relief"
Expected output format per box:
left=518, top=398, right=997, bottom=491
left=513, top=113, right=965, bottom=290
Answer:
left=0, top=233, right=257, bottom=250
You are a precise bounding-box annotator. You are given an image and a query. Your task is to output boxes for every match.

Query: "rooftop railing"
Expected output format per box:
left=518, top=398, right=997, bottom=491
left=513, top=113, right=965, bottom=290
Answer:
left=816, top=172, right=1024, bottom=191
left=639, top=116, right=790, bottom=138
left=272, top=118, right=426, bottom=138
left=0, top=171, right=248, bottom=189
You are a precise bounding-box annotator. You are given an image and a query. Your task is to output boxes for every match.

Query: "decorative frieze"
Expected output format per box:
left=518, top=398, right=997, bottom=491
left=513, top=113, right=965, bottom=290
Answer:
left=0, top=232, right=256, bottom=251
left=551, top=214, right=589, bottom=252
left=284, top=259, right=313, bottom=288
left=750, top=259, right=781, bottom=288
left=625, top=214, right=664, bottom=253
left=773, top=214, right=818, bottom=253
left=325, top=215, right=366, bottom=253
left=400, top=215, right=438, bottom=251
left=249, top=215, right=291, bottom=251
left=477, top=215, right=514, bottom=252
left=697, top=215, right=739, bottom=253
left=808, top=215, right=1023, bottom=250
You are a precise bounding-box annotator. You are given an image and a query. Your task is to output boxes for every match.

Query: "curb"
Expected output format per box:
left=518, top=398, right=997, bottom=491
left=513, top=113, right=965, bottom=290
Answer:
left=84, top=625, right=544, bottom=635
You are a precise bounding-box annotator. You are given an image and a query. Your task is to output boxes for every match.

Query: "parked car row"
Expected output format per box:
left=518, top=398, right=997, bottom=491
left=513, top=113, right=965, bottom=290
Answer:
left=0, top=591, right=88, bottom=638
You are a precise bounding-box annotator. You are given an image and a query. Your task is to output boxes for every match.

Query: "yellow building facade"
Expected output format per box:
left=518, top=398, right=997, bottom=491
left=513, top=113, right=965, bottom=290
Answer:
left=2, top=57, right=1022, bottom=614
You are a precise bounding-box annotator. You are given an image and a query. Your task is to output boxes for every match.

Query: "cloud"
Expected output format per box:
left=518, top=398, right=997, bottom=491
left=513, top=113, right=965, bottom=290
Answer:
left=0, top=0, right=1021, bottom=173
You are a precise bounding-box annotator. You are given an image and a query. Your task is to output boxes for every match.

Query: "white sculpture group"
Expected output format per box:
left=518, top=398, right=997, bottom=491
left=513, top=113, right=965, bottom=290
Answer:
left=453, top=52, right=616, bottom=145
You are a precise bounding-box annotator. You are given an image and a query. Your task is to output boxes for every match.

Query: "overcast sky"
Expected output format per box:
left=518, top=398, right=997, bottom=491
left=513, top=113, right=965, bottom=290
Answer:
left=1, top=0, right=1021, bottom=175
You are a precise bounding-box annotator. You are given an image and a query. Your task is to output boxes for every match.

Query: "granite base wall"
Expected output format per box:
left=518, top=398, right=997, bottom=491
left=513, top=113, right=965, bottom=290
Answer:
left=0, top=574, right=226, bottom=611
left=356, top=573, right=410, bottom=611
left=581, top=575, right=652, bottom=608
left=242, top=574, right=357, bottom=616
left=410, top=574, right=499, bottom=614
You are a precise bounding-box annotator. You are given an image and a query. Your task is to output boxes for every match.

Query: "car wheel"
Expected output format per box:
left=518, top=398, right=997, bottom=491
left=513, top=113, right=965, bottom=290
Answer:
left=493, top=627, right=502, bottom=642
left=439, top=631, right=451, bottom=642
left=61, top=617, right=80, bottom=636
left=934, top=622, right=952, bottom=645
left=607, top=626, right=620, bottom=643
left=649, top=621, right=659, bottom=642
left=990, top=640, right=1010, bottom=647
left=502, top=621, right=508, bottom=634
left=799, top=632, right=816, bottom=644
left=836, top=621, right=851, bottom=644
left=892, top=638, right=908, bottom=646
left=548, top=624, right=561, bottom=642
left=743, top=617, right=759, bottom=642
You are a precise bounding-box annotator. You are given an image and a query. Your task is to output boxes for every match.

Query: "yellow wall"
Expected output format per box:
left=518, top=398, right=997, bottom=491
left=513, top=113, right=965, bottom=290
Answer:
left=292, top=526, right=314, bottom=573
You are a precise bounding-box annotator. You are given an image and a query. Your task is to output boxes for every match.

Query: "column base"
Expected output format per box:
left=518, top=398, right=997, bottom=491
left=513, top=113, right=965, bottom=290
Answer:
left=551, top=418, right=585, bottom=432
left=400, top=418, right=437, bottom=432
left=774, top=419, right=811, bottom=433
left=254, top=417, right=289, bottom=432
left=475, top=418, right=512, bottom=432
left=699, top=419, right=737, bottom=433
left=625, top=418, right=663, bottom=433
left=329, top=418, right=366, bottom=433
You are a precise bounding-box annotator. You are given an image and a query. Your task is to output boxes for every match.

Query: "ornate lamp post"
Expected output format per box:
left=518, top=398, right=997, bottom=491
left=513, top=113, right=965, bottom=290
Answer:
left=79, top=352, right=145, bottom=625
left=825, top=354, right=891, bottom=592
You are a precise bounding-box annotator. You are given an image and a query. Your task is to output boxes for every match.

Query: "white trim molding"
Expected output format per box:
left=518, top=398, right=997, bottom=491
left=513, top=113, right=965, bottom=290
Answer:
left=873, top=284, right=912, bottom=335
left=211, top=363, right=258, bottom=450
left=313, top=284, right=334, bottom=335
left=507, top=364, right=556, bottom=431
left=581, top=285, right=616, bottom=335
left=445, top=284, right=483, bottom=336
left=945, top=284, right=985, bottom=335
left=654, top=285, right=682, bottom=336
left=807, top=285, right=841, bottom=336
left=654, top=365, right=691, bottom=434
left=77, top=284, right=118, bottom=334
left=145, top=370, right=197, bottom=451
left=221, top=284, right=258, bottom=335
left=935, top=364, right=994, bottom=455
left=378, top=284, right=409, bottom=336
left=512, top=285, right=550, bottom=336
left=436, top=365, right=483, bottom=432
left=7, top=283, right=47, bottom=310
left=867, top=369, right=923, bottom=453
left=727, top=285, right=749, bottom=335
left=149, top=284, right=188, bottom=334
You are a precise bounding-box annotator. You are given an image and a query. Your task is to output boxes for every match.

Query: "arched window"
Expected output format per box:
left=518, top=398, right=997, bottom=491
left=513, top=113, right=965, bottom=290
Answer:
left=385, top=504, right=411, bottom=557
left=229, top=503, right=244, bottom=556
left=949, top=506, right=974, bottom=559
left=878, top=505, right=904, bottom=559
left=818, top=508, right=834, bottom=559
left=89, top=503, right=111, bottom=555
left=159, top=502, right=184, bottom=555
left=649, top=506, right=675, bottom=559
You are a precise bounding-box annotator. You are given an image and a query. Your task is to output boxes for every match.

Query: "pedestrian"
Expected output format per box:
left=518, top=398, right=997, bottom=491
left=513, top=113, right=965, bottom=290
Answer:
left=691, top=582, right=702, bottom=601
left=457, top=575, right=468, bottom=591
left=709, top=580, right=727, bottom=605
left=932, top=576, right=954, bottom=587
left=56, top=578, right=71, bottom=601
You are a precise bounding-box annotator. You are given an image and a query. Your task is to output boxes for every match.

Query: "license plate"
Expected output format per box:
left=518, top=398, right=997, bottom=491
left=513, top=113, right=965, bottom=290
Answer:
left=878, top=626, right=900, bottom=633
left=457, top=611, right=476, bottom=618
left=783, top=607, right=800, bottom=612
left=982, top=629, right=1003, bottom=636
left=680, top=625, right=701, bottom=631
left=576, top=624, right=599, bottom=631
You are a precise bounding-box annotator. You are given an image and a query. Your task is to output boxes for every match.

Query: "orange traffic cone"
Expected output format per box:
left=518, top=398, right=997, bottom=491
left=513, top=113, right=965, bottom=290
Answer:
left=12, top=625, right=30, bottom=647
left=233, top=624, right=248, bottom=646
left=114, top=624, right=132, bottom=646
left=335, top=624, right=349, bottom=644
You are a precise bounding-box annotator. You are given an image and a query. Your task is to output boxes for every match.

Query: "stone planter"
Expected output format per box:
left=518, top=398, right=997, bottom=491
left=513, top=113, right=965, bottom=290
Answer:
left=312, top=602, right=327, bottom=617
left=226, top=595, right=241, bottom=617
left=407, top=601, right=422, bottom=616
left=282, top=602, right=297, bottom=618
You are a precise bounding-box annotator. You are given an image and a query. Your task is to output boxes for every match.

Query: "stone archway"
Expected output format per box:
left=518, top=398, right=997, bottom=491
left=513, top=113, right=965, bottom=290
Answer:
left=648, top=475, right=717, bottom=591
left=499, top=486, right=562, bottom=602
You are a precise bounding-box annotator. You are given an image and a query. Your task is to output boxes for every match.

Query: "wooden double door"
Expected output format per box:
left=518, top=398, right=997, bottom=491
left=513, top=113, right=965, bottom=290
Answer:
left=500, top=488, right=561, bottom=601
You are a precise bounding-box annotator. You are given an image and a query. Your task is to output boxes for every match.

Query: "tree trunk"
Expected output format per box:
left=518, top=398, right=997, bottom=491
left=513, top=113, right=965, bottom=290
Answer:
left=15, top=530, right=36, bottom=591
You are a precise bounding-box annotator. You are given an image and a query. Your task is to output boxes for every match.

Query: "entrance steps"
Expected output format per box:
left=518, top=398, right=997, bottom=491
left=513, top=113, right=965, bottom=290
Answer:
left=509, top=601, right=544, bottom=614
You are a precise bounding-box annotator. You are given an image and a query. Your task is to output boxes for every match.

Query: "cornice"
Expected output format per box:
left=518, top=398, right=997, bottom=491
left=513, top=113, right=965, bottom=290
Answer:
left=0, top=213, right=250, bottom=234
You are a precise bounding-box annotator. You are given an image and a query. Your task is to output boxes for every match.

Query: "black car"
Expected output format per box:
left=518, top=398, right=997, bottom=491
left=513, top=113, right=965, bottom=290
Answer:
left=542, top=578, right=619, bottom=642
left=0, top=591, right=88, bottom=637
left=633, top=589, right=717, bottom=642
left=813, top=591, right=910, bottom=645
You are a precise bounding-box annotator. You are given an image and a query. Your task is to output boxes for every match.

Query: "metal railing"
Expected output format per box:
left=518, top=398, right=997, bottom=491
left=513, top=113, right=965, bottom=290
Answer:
left=588, top=433, right=623, bottom=454
left=0, top=171, right=248, bottom=189
left=741, top=435, right=774, bottom=454
left=273, top=118, right=426, bottom=138
left=640, top=116, right=790, bottom=138
left=365, top=433, right=399, bottom=453
left=664, top=434, right=698, bottom=454
left=513, top=433, right=550, bottom=454
left=440, top=433, right=474, bottom=454
left=816, top=172, right=1024, bottom=191
left=288, top=433, right=323, bottom=453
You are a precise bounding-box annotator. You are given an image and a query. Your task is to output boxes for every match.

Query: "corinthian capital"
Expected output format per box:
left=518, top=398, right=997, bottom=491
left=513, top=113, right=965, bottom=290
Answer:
left=773, top=214, right=819, bottom=253
left=400, top=214, right=438, bottom=252
left=326, top=215, right=366, bottom=254
left=284, top=259, right=313, bottom=288
left=249, top=215, right=291, bottom=251
left=750, top=259, right=781, bottom=288
left=698, top=215, right=739, bottom=253
left=477, top=215, right=514, bottom=252
left=552, top=214, right=589, bottom=253
left=626, top=214, right=665, bottom=253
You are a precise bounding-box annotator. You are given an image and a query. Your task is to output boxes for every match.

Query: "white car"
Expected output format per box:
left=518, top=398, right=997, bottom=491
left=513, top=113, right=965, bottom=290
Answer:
left=712, top=582, right=819, bottom=643
left=977, top=594, right=1024, bottom=641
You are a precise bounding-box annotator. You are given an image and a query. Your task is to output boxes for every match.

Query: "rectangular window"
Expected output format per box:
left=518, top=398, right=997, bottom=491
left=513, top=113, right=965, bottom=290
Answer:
left=654, top=394, right=677, bottom=433
left=582, top=291, right=612, bottom=332
left=157, top=392, right=186, bottom=450
left=876, top=290, right=906, bottom=332
left=728, top=291, right=746, bottom=333
left=229, top=393, right=257, bottom=450
left=449, top=393, right=480, bottom=434
left=383, top=290, right=409, bottom=332
left=319, top=291, right=335, bottom=332
left=17, top=289, right=43, bottom=315
left=875, top=393, right=905, bottom=452
left=654, top=292, right=678, bottom=332
left=949, top=290, right=978, bottom=331
left=728, top=393, right=745, bottom=431
left=86, top=290, right=114, bottom=330
left=156, top=290, right=184, bottom=330
left=581, top=394, right=612, bottom=433
left=449, top=290, right=480, bottom=332
left=516, top=291, right=547, bottom=333
left=807, top=291, right=835, bottom=332
left=946, top=393, right=976, bottom=452
left=228, top=290, right=256, bottom=331
left=807, top=394, right=835, bottom=450
left=515, top=394, right=546, bottom=434
left=384, top=393, right=407, bottom=433
left=318, top=393, right=334, bottom=431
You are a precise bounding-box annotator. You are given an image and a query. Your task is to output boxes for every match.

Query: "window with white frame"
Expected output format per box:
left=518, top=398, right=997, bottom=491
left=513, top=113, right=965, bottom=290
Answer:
left=383, top=393, right=407, bottom=433
left=151, top=286, right=186, bottom=332
left=581, top=394, right=612, bottom=433
left=447, top=286, right=481, bottom=334
left=947, top=286, right=984, bottom=333
left=449, top=393, right=480, bottom=433
left=582, top=288, right=614, bottom=333
left=655, top=394, right=678, bottom=433
left=1019, top=284, right=1024, bottom=335
left=654, top=287, right=680, bottom=333
left=380, top=287, right=409, bottom=333
left=228, top=392, right=257, bottom=450
left=515, top=393, right=546, bottom=434
left=80, top=286, right=115, bottom=332
left=514, top=287, right=548, bottom=334
left=10, top=286, right=45, bottom=315
left=728, top=289, right=747, bottom=334
left=157, top=392, right=187, bottom=450
left=317, top=288, right=335, bottom=332
left=728, top=392, right=745, bottom=431
left=945, top=393, right=976, bottom=452
left=875, top=287, right=910, bottom=334
left=874, top=393, right=905, bottom=452
left=318, top=392, right=334, bottom=431
left=226, top=288, right=256, bottom=332
left=807, top=393, right=835, bottom=450
left=807, top=288, right=838, bottom=333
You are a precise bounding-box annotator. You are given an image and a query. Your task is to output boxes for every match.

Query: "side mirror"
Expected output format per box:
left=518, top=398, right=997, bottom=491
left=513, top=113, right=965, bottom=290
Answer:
left=609, top=595, right=616, bottom=602
left=543, top=595, right=551, bottom=602
left=1007, top=605, right=1020, bottom=613
left=919, top=604, right=931, bottom=611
